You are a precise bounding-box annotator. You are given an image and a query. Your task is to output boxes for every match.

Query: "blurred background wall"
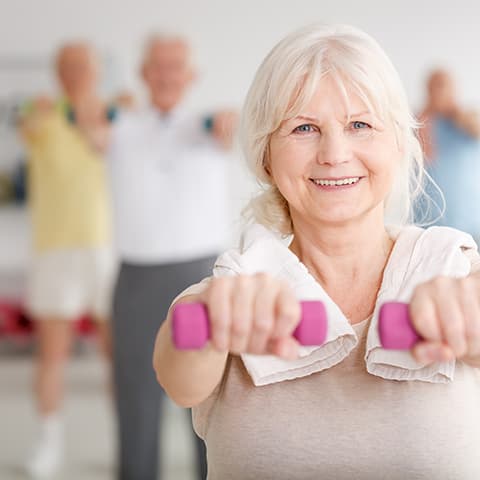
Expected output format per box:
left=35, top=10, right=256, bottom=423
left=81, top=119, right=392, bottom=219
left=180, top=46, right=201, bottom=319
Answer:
left=2, top=0, right=480, bottom=109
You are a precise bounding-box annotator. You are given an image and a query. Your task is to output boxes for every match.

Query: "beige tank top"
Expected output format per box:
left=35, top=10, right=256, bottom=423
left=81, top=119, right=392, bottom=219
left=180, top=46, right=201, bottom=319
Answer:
left=193, top=251, right=480, bottom=480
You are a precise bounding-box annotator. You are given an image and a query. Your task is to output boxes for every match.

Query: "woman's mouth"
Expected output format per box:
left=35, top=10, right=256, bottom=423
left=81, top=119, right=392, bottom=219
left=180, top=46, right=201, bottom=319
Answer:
left=310, top=176, right=362, bottom=189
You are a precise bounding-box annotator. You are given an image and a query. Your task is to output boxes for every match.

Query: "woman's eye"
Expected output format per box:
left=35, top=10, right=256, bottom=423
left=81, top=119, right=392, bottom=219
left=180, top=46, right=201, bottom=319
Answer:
left=350, top=121, right=371, bottom=130
left=293, top=124, right=316, bottom=134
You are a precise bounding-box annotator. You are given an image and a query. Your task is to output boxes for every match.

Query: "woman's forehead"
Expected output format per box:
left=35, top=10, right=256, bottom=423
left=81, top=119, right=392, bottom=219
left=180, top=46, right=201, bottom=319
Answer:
left=287, top=76, right=377, bottom=121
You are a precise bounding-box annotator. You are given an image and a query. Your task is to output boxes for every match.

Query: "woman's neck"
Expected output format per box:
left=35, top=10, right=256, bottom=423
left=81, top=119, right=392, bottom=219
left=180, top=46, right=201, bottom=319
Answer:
left=289, top=211, right=394, bottom=293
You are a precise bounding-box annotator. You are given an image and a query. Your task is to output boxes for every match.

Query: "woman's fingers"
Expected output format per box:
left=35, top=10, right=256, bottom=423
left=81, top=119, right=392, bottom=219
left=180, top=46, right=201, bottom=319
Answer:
left=410, top=276, right=480, bottom=364
left=204, top=277, right=233, bottom=351
left=229, top=275, right=256, bottom=354
left=204, top=273, right=480, bottom=362
left=273, top=282, right=302, bottom=339
left=409, top=284, right=443, bottom=343
left=267, top=337, right=300, bottom=360
left=458, top=278, right=480, bottom=358
left=247, top=274, right=277, bottom=354
left=438, top=301, right=467, bottom=358
left=412, top=341, right=454, bottom=364
left=203, top=273, right=301, bottom=356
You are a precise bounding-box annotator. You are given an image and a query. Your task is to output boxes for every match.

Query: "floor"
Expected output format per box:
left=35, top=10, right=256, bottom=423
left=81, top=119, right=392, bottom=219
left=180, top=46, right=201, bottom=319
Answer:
left=0, top=339, right=198, bottom=480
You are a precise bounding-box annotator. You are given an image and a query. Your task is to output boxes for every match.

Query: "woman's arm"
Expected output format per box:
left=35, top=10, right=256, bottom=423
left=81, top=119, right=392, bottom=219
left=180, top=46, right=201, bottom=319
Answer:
left=153, top=274, right=302, bottom=407
left=153, top=294, right=228, bottom=408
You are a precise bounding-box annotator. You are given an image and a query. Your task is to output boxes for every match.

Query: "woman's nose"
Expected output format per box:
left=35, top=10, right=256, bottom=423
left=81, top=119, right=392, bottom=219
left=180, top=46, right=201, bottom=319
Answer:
left=315, top=132, right=351, bottom=166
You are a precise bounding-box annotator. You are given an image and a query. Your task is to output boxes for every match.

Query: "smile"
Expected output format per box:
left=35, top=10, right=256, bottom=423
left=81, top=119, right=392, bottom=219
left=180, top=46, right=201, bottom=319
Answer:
left=310, top=177, right=361, bottom=187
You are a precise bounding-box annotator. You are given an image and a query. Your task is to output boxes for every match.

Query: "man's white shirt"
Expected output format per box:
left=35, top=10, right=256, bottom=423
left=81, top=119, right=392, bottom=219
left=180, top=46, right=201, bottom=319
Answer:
left=107, top=106, right=230, bottom=264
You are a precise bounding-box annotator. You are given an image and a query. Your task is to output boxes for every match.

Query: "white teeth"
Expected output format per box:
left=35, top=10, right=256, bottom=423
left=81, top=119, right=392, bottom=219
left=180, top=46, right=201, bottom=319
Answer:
left=313, top=177, right=360, bottom=186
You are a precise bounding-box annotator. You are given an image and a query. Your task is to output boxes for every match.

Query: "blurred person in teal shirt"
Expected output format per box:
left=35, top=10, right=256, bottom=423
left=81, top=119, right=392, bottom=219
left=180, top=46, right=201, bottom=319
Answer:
left=417, top=69, right=480, bottom=240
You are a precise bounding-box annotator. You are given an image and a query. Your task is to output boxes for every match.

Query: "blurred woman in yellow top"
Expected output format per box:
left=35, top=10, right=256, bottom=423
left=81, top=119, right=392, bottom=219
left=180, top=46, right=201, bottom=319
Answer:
left=19, top=42, right=115, bottom=478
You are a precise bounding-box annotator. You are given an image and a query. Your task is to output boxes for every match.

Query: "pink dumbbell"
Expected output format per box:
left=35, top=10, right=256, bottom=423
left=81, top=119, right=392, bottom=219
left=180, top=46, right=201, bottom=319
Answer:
left=172, top=301, right=328, bottom=349
left=172, top=300, right=420, bottom=350
left=378, top=302, right=420, bottom=349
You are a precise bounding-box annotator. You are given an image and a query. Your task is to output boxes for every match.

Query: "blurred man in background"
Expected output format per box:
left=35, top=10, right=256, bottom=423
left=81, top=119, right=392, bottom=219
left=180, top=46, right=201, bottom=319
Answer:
left=107, top=35, right=236, bottom=480
left=417, top=69, right=480, bottom=239
left=19, top=42, right=115, bottom=478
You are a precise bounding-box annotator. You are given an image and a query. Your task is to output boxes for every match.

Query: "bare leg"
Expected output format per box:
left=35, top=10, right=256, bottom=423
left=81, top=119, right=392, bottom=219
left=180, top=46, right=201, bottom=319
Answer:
left=94, top=317, right=112, bottom=361
left=92, top=318, right=113, bottom=402
left=35, top=319, right=75, bottom=414
left=26, top=318, right=74, bottom=477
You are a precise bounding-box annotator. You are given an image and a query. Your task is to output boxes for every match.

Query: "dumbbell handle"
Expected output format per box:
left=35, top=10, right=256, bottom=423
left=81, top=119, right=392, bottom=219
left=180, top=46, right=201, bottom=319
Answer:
left=172, top=300, right=420, bottom=350
left=172, top=301, right=327, bottom=350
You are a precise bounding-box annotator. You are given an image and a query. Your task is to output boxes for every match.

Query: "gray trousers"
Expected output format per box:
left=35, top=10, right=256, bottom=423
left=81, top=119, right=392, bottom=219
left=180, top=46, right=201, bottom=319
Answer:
left=112, top=256, right=216, bottom=480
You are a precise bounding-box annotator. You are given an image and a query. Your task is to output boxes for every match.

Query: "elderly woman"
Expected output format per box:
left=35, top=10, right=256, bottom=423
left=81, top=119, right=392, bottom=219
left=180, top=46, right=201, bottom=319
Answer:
left=153, top=24, right=480, bottom=479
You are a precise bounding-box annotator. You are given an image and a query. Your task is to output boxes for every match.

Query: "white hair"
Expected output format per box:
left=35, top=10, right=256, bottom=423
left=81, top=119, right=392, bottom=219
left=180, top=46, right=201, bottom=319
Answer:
left=240, top=23, right=427, bottom=235
left=141, top=32, right=192, bottom=66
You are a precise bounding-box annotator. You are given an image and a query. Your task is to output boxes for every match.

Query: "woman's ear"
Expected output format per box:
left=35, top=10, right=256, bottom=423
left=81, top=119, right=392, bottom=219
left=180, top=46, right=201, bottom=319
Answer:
left=263, top=143, right=272, bottom=177
left=263, top=161, right=271, bottom=177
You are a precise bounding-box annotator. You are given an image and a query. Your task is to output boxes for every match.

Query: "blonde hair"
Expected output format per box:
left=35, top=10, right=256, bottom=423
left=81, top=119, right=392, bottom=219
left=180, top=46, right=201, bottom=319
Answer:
left=240, top=23, right=425, bottom=235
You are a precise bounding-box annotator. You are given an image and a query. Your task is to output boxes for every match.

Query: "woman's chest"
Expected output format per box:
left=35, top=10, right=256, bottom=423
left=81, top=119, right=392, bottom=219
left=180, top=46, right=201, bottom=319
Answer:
left=202, top=358, right=480, bottom=480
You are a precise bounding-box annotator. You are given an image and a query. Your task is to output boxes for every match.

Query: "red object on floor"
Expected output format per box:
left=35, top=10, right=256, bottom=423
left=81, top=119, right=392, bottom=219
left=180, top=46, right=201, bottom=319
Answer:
left=75, top=315, right=96, bottom=335
left=0, top=299, right=96, bottom=338
left=0, top=301, right=34, bottom=337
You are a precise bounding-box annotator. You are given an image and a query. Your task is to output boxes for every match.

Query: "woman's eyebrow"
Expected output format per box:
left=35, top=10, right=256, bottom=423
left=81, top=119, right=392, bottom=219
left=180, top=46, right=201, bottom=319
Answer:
left=291, top=110, right=374, bottom=123
left=348, top=110, right=372, bottom=118
left=290, top=115, right=320, bottom=123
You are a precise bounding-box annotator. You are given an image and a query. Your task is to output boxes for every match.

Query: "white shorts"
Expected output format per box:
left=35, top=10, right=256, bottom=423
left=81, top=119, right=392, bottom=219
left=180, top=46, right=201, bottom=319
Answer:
left=26, top=248, right=117, bottom=321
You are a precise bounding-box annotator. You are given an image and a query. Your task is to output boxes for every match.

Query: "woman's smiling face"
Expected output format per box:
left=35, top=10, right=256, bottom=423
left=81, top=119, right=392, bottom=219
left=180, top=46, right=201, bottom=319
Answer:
left=268, top=75, right=402, bottom=229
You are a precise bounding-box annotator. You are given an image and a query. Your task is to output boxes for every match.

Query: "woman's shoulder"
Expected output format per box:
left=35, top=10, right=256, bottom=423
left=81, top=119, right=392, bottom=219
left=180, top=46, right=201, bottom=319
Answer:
left=387, top=224, right=478, bottom=276
left=390, top=224, right=476, bottom=248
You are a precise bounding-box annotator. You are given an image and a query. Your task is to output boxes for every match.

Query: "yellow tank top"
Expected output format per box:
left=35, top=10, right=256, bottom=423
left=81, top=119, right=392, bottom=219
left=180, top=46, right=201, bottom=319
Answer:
left=25, top=104, right=111, bottom=252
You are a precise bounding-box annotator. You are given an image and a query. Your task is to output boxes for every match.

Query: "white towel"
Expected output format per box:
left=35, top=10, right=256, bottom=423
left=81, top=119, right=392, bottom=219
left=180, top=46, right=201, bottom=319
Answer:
left=212, top=223, right=477, bottom=386
left=366, top=225, right=476, bottom=383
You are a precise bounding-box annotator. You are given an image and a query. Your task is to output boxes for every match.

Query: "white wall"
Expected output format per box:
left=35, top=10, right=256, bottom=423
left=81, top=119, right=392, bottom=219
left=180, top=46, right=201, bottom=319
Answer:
left=2, top=0, right=480, bottom=108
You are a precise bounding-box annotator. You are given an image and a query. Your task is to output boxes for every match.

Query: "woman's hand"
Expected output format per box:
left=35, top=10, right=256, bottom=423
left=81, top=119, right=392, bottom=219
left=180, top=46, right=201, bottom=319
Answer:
left=409, top=275, right=480, bottom=367
left=199, top=273, right=301, bottom=359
